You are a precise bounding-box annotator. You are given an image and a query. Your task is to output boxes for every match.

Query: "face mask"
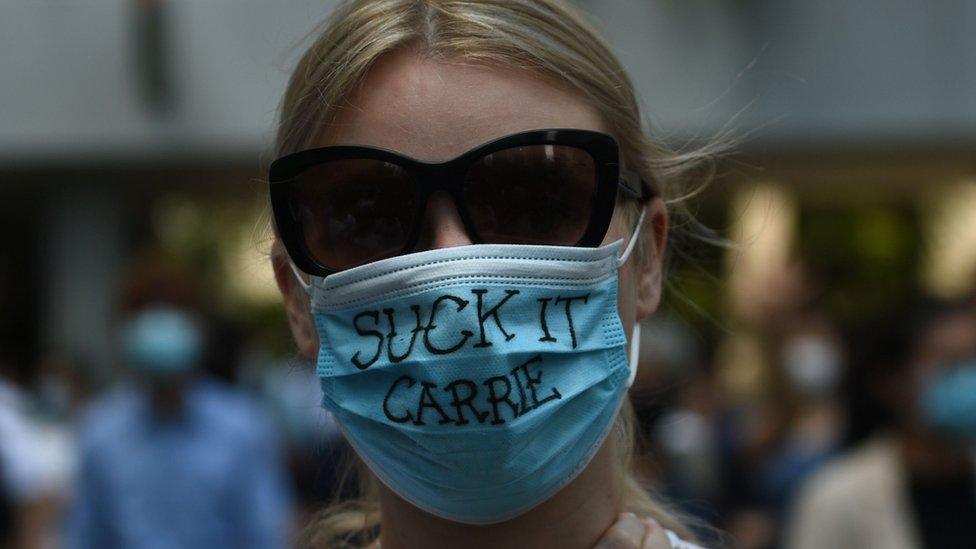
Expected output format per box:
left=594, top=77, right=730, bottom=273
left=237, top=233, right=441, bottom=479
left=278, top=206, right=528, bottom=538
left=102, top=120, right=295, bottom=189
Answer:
left=921, top=358, right=976, bottom=440
left=120, top=307, right=203, bottom=377
left=303, top=214, right=644, bottom=524
left=782, top=336, right=842, bottom=397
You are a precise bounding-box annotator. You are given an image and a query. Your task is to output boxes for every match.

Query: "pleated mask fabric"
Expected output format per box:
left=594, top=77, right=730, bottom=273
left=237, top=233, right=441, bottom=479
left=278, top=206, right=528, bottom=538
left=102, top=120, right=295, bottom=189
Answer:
left=309, top=240, right=636, bottom=524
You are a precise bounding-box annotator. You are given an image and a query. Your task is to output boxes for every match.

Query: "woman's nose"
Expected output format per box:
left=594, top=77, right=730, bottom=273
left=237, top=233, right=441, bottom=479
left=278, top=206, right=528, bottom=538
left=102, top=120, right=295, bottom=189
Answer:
left=414, top=192, right=473, bottom=251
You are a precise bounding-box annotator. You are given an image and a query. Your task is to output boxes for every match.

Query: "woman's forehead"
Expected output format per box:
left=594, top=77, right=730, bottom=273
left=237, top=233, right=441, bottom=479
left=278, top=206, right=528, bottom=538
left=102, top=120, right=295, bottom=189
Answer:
left=314, top=49, right=609, bottom=161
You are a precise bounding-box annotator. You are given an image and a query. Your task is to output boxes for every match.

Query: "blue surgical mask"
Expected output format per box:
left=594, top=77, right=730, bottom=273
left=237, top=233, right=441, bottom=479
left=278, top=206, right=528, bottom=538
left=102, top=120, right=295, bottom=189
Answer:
left=120, top=307, right=203, bottom=377
left=921, top=358, right=976, bottom=440
left=302, top=217, right=643, bottom=524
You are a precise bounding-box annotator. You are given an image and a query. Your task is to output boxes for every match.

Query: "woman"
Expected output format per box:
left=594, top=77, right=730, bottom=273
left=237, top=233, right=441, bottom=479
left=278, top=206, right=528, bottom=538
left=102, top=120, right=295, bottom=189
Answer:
left=269, top=1, right=713, bottom=547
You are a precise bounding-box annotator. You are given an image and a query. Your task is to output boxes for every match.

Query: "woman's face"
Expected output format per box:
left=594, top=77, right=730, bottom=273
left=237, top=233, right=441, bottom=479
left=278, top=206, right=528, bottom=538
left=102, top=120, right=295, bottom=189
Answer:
left=277, top=49, right=667, bottom=358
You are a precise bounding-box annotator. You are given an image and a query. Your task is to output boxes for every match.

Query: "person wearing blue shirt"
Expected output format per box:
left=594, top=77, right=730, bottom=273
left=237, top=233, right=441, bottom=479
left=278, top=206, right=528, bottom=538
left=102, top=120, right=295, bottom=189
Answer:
left=65, top=307, right=292, bottom=549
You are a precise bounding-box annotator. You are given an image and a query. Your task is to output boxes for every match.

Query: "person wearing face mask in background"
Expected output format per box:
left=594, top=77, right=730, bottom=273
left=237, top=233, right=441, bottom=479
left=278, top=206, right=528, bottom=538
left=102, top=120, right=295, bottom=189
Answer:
left=0, top=351, right=53, bottom=549
left=631, top=316, right=723, bottom=538
left=2, top=346, right=84, bottom=549
left=65, top=271, right=294, bottom=549
left=753, top=314, right=846, bottom=547
left=785, top=298, right=976, bottom=549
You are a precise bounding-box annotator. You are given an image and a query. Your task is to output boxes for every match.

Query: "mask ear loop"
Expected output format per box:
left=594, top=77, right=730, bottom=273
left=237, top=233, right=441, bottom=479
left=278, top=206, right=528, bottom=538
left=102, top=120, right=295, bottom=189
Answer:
left=289, top=259, right=312, bottom=294
left=618, top=207, right=647, bottom=387
left=617, top=208, right=647, bottom=267
left=627, top=323, right=641, bottom=388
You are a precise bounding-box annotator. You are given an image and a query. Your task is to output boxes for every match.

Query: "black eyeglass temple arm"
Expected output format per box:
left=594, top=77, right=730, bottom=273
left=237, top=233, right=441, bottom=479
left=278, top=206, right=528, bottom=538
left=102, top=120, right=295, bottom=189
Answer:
left=618, top=170, right=658, bottom=202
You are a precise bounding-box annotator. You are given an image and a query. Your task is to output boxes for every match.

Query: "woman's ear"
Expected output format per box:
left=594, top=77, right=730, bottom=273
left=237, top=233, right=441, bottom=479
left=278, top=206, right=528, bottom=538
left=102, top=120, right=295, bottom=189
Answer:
left=271, top=249, right=320, bottom=358
left=635, top=197, right=668, bottom=321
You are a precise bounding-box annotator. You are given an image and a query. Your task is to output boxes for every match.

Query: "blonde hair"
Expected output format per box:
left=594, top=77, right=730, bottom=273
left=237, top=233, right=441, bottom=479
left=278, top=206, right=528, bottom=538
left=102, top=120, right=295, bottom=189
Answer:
left=273, top=0, right=718, bottom=546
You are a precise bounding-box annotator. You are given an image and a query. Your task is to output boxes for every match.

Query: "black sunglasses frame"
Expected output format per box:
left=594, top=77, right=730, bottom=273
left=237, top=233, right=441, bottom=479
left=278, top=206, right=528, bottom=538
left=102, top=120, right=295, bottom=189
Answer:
left=269, top=128, right=654, bottom=277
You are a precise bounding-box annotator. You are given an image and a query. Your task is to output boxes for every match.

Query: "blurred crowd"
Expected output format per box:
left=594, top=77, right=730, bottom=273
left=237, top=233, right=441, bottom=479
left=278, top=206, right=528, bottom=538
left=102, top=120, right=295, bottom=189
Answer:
left=2, top=248, right=976, bottom=549
left=0, top=254, right=352, bottom=549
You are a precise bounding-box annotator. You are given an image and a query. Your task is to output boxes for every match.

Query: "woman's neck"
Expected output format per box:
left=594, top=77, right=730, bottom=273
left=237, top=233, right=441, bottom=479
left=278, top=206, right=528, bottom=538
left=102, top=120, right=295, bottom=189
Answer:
left=377, top=441, right=621, bottom=549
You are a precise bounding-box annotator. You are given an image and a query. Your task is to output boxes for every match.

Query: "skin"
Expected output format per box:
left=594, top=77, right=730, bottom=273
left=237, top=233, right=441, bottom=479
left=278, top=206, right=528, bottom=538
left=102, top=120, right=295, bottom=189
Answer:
left=273, top=50, right=670, bottom=549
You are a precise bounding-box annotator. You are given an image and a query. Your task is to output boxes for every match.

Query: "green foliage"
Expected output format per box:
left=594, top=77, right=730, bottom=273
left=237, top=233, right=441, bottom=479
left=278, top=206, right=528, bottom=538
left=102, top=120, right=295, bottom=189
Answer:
left=798, top=205, right=920, bottom=325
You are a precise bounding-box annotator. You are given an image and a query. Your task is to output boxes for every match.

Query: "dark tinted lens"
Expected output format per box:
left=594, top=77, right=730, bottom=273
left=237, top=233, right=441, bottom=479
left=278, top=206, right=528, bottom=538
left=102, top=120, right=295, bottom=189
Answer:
left=290, top=159, right=418, bottom=270
left=464, top=145, right=596, bottom=245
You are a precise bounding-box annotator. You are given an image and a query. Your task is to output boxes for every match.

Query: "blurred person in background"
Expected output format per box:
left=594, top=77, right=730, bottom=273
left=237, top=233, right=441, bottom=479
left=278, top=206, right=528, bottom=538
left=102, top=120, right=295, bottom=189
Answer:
left=714, top=268, right=843, bottom=549
left=785, top=298, right=976, bottom=549
left=752, top=312, right=846, bottom=547
left=1, top=351, right=40, bottom=549
left=631, top=316, right=724, bottom=539
left=0, top=351, right=67, bottom=549
left=65, top=258, right=293, bottom=549
left=257, top=358, right=353, bottom=522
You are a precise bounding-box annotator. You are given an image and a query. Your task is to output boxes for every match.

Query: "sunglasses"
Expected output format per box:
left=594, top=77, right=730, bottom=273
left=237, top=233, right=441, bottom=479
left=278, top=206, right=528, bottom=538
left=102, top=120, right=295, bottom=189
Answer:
left=269, top=128, right=654, bottom=276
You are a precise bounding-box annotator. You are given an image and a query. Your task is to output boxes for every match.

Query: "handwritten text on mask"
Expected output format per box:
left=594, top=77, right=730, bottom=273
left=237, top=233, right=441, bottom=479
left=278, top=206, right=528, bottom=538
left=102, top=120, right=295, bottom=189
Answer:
left=346, top=289, right=594, bottom=427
